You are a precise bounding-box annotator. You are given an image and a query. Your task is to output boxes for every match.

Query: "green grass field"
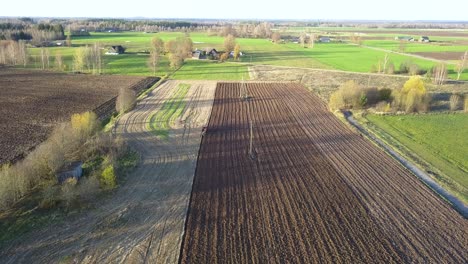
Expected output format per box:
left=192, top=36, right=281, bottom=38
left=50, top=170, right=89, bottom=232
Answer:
left=22, top=31, right=468, bottom=80
left=364, top=113, right=468, bottom=203
left=147, top=83, right=190, bottom=139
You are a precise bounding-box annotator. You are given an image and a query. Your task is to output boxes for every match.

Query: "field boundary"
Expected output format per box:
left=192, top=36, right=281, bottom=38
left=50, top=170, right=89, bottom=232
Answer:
left=342, top=111, right=468, bottom=218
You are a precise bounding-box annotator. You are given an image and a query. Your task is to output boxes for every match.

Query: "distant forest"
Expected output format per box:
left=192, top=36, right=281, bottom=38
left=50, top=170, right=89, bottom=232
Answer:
left=1, top=17, right=467, bottom=45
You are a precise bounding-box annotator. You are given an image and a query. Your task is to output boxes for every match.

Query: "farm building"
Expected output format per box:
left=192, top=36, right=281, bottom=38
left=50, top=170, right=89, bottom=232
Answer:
left=192, top=49, right=206, bottom=59
left=395, top=36, right=414, bottom=41
left=319, top=37, right=331, bottom=43
left=420, top=36, right=430, bottom=42
left=106, top=45, right=125, bottom=55
left=57, top=161, right=83, bottom=184
left=206, top=48, right=219, bottom=59
left=229, top=51, right=244, bottom=58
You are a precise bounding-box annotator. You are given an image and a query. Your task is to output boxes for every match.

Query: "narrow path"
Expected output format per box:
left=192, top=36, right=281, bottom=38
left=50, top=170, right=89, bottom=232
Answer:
left=0, top=80, right=217, bottom=263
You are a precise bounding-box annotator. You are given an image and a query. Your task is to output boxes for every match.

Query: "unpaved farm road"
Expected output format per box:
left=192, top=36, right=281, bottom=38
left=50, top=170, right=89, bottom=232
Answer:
left=0, top=80, right=216, bottom=263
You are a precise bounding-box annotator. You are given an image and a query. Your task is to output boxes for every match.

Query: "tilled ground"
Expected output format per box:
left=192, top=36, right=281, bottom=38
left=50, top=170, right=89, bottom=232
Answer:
left=0, top=68, right=156, bottom=165
left=0, top=80, right=216, bottom=263
left=180, top=82, right=467, bottom=263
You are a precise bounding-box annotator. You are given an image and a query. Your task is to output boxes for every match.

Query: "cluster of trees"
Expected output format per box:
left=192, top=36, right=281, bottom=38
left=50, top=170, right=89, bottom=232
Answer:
left=63, top=19, right=217, bottom=34
left=0, top=21, right=64, bottom=43
left=164, top=36, right=193, bottom=69
left=299, top=32, right=316, bottom=48
left=148, top=37, right=164, bottom=76
left=0, top=112, right=132, bottom=210
left=214, top=23, right=273, bottom=39
left=329, top=76, right=431, bottom=113
left=0, top=40, right=28, bottom=66
left=73, top=43, right=103, bottom=74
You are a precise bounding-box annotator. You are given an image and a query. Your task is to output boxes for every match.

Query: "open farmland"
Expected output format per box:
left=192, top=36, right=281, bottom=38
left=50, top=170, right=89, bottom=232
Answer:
left=0, top=80, right=217, bottom=262
left=363, top=114, right=468, bottom=203
left=180, top=82, right=467, bottom=263
left=0, top=68, right=157, bottom=165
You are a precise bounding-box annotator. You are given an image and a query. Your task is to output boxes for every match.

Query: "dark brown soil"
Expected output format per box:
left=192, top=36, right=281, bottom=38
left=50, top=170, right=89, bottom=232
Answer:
left=180, top=82, right=468, bottom=263
left=0, top=68, right=158, bottom=165
left=412, top=51, right=466, bottom=60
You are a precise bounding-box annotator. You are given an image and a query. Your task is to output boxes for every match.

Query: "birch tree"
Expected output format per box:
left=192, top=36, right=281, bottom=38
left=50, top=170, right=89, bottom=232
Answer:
left=455, top=51, right=467, bottom=80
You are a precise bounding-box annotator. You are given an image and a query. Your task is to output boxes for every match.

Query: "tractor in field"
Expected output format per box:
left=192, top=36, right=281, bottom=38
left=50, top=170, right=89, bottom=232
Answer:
left=201, top=126, right=208, bottom=137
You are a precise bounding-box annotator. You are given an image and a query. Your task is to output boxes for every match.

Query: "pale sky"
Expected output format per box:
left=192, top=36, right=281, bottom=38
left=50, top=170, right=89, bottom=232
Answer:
left=1, top=0, right=467, bottom=21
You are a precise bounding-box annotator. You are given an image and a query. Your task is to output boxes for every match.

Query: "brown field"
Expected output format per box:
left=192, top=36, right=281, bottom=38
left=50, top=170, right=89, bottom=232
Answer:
left=0, top=68, right=157, bottom=165
left=355, top=30, right=468, bottom=37
left=412, top=51, right=466, bottom=60
left=180, top=82, right=467, bottom=263
left=250, top=65, right=468, bottom=110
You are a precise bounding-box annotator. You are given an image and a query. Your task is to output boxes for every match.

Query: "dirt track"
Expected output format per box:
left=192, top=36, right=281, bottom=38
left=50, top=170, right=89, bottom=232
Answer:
left=180, top=82, right=468, bottom=263
left=0, top=80, right=216, bottom=263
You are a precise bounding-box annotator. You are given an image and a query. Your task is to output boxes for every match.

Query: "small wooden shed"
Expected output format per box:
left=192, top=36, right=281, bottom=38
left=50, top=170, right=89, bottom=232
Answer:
left=57, top=161, right=83, bottom=183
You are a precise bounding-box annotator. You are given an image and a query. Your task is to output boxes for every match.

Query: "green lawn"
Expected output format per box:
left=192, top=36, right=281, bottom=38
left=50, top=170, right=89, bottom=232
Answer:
left=173, top=60, right=249, bottom=80
left=147, top=83, right=190, bottom=139
left=22, top=31, right=468, bottom=80
left=363, top=40, right=468, bottom=53
left=364, top=113, right=468, bottom=203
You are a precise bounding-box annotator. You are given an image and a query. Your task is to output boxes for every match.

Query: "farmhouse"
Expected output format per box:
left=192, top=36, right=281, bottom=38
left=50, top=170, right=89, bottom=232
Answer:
left=106, top=45, right=125, bottom=55
left=206, top=48, right=219, bottom=59
left=229, top=51, right=244, bottom=58
left=319, top=37, right=331, bottom=43
left=192, top=49, right=206, bottom=59
left=420, top=36, right=430, bottom=42
left=57, top=161, right=83, bottom=184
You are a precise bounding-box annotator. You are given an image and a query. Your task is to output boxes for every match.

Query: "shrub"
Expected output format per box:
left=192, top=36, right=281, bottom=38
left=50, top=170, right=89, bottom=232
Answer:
left=329, top=81, right=381, bottom=110
left=409, top=64, right=421, bottom=75
left=101, top=165, right=117, bottom=189
left=61, top=177, right=78, bottom=207
left=76, top=175, right=100, bottom=201
left=39, top=185, right=59, bottom=209
left=449, top=94, right=461, bottom=111
left=375, top=101, right=392, bottom=112
left=71, top=111, right=99, bottom=139
left=399, top=61, right=410, bottom=74
left=464, top=96, right=468, bottom=112
left=386, top=63, right=395, bottom=74
left=116, top=87, right=136, bottom=113
left=378, top=88, right=392, bottom=101
left=395, top=76, right=430, bottom=113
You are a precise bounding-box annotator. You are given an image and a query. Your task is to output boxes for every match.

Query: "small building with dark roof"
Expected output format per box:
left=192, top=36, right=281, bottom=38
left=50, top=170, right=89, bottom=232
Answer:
left=57, top=161, right=83, bottom=184
left=106, top=45, right=126, bottom=55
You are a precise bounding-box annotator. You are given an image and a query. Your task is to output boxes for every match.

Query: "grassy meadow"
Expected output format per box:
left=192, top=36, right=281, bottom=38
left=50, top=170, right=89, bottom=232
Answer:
left=23, top=30, right=468, bottom=80
left=364, top=113, right=468, bottom=203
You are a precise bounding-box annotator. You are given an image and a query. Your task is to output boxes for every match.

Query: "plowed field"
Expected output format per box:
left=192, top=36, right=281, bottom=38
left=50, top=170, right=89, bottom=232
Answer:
left=180, top=82, right=467, bottom=263
left=0, top=68, right=157, bottom=165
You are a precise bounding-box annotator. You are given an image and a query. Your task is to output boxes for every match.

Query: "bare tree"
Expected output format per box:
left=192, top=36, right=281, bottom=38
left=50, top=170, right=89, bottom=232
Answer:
left=308, top=34, right=315, bottom=48
left=18, top=40, right=28, bottom=67
left=271, top=32, right=281, bottom=44
left=54, top=51, right=64, bottom=71
left=40, top=48, right=46, bottom=70
left=89, top=43, right=102, bottom=74
left=233, top=44, right=241, bottom=60
left=382, top=53, right=390, bottom=73
left=116, top=87, right=136, bottom=113
left=299, top=32, right=307, bottom=48
left=433, top=63, right=447, bottom=86
left=455, top=51, right=467, bottom=80
left=151, top=37, right=164, bottom=55
left=399, top=41, right=407, bottom=53
left=224, top=34, right=236, bottom=52
left=73, top=46, right=87, bottom=72
left=148, top=50, right=160, bottom=76
left=449, top=94, right=461, bottom=111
